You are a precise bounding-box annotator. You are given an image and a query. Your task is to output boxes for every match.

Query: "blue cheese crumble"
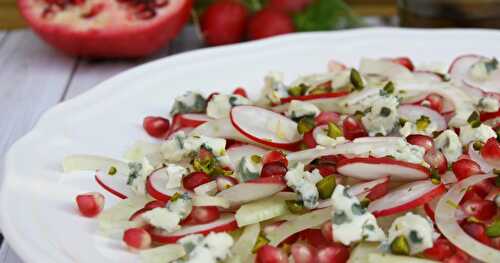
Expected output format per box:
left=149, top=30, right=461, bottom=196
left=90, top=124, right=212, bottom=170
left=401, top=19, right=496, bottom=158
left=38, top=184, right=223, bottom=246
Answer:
left=141, top=193, right=192, bottom=233
left=399, top=120, right=438, bottom=138
left=162, top=164, right=188, bottom=189
left=459, top=123, right=497, bottom=145
left=434, top=129, right=462, bottom=163
left=286, top=100, right=321, bottom=120
left=127, top=157, right=155, bottom=195
left=331, top=184, right=386, bottom=245
left=236, top=155, right=263, bottom=182
left=259, top=71, right=288, bottom=105
left=284, top=163, right=323, bottom=209
left=357, top=93, right=400, bottom=136
left=175, top=233, right=234, bottom=263
left=387, top=212, right=438, bottom=255
left=161, top=132, right=229, bottom=164
left=206, top=94, right=251, bottom=119
left=170, top=92, right=207, bottom=116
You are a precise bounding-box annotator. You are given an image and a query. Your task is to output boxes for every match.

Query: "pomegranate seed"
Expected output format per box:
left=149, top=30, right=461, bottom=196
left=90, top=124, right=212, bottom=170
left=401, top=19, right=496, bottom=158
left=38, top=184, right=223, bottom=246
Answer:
left=316, top=244, right=350, bottom=263
left=263, top=151, right=288, bottom=167
left=462, top=189, right=483, bottom=203
left=424, top=148, right=448, bottom=174
left=291, top=242, right=317, bottom=263
left=302, top=130, right=317, bottom=149
left=366, top=180, right=389, bottom=201
left=215, top=175, right=238, bottom=191
left=406, top=134, right=434, bottom=152
left=182, top=206, right=220, bottom=225
left=426, top=94, right=444, bottom=113
left=305, top=163, right=336, bottom=177
left=233, top=87, right=248, bottom=97
left=342, top=116, right=367, bottom=140
left=123, top=228, right=152, bottom=251
left=255, top=245, right=288, bottom=263
left=461, top=200, right=497, bottom=221
left=452, top=159, right=482, bottom=181
left=81, top=3, right=104, bottom=19
left=143, top=116, right=170, bottom=139
left=315, top=112, right=340, bottom=126
left=182, top=172, right=213, bottom=190
left=470, top=178, right=495, bottom=198
left=390, top=57, right=414, bottom=71
left=261, top=162, right=287, bottom=178
left=320, top=221, right=333, bottom=243
left=144, top=200, right=167, bottom=210
left=299, top=229, right=331, bottom=248
left=462, top=222, right=492, bottom=246
left=75, top=192, right=104, bottom=217
left=480, top=138, right=500, bottom=165
left=424, top=237, right=455, bottom=261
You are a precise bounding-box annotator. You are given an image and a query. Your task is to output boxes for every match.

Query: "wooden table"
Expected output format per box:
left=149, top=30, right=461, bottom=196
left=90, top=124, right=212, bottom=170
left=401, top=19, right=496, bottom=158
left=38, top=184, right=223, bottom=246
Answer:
left=0, top=18, right=390, bottom=262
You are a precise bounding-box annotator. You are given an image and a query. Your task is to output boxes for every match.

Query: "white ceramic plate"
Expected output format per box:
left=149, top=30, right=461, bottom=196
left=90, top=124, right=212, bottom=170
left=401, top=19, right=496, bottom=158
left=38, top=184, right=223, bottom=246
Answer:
left=2, top=28, right=500, bottom=262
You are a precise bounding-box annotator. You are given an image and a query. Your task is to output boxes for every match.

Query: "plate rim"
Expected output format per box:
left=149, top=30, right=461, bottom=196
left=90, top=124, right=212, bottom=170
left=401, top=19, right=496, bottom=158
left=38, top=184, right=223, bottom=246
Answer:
left=2, top=27, right=500, bottom=262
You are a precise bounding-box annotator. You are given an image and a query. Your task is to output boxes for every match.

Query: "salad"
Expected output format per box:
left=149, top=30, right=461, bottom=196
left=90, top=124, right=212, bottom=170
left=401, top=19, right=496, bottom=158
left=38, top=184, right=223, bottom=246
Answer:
left=66, top=55, right=500, bottom=263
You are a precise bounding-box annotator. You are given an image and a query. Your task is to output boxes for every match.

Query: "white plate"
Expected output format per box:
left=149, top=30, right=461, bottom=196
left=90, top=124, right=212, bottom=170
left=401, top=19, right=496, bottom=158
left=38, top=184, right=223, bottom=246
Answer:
left=2, top=28, right=500, bottom=262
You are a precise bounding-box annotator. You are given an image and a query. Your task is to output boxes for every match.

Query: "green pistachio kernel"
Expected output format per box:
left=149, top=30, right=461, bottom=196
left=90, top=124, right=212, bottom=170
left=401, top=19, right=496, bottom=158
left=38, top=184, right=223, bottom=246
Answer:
left=390, top=235, right=410, bottom=256
left=308, top=81, right=332, bottom=95
left=467, top=111, right=481, bottom=128
left=193, top=158, right=216, bottom=175
left=473, top=141, right=484, bottom=151
left=350, top=69, right=364, bottom=91
left=297, top=117, right=316, bottom=134
left=251, top=155, right=262, bottom=164
left=383, top=81, right=395, bottom=94
left=399, top=118, right=408, bottom=127
left=416, top=116, right=431, bottom=131
left=486, top=219, right=500, bottom=238
left=430, top=169, right=441, bottom=185
left=354, top=110, right=365, bottom=120
left=380, top=107, right=392, bottom=117
left=288, top=84, right=308, bottom=97
left=360, top=198, right=370, bottom=208
left=170, top=192, right=182, bottom=202
left=108, top=166, right=117, bottom=176
left=286, top=200, right=308, bottom=214
left=327, top=122, right=343, bottom=139
left=252, top=235, right=270, bottom=253
left=316, top=175, right=337, bottom=199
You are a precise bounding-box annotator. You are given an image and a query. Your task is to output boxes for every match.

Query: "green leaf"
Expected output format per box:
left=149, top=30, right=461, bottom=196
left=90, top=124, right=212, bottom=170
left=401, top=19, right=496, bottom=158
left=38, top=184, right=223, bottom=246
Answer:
left=293, top=0, right=363, bottom=31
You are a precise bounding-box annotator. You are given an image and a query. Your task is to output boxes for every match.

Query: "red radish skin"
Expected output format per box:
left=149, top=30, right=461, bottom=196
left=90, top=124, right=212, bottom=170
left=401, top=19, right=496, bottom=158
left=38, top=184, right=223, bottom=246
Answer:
left=143, top=116, right=170, bottom=139
left=406, top=134, right=435, bottom=152
left=320, top=221, right=334, bottom=243
left=315, top=112, right=341, bottom=126
left=480, top=110, right=500, bottom=122
left=182, top=172, right=213, bottom=191
left=233, top=87, right=248, bottom=97
left=263, top=151, right=288, bottom=167
left=247, top=175, right=286, bottom=184
left=177, top=114, right=211, bottom=128
left=18, top=0, right=193, bottom=58
left=144, top=200, right=167, bottom=210
left=327, top=60, right=348, bottom=73
left=123, top=228, right=152, bottom=251
left=347, top=177, right=389, bottom=200
left=280, top=91, right=349, bottom=104
left=365, top=179, right=389, bottom=201
left=145, top=175, right=171, bottom=202
left=302, top=130, right=317, bottom=149
left=390, top=57, right=415, bottom=71
left=94, top=174, right=128, bottom=199
left=481, top=138, right=500, bottom=167
left=452, top=159, right=482, bottom=181
left=149, top=213, right=238, bottom=244
left=182, top=206, right=220, bottom=225
left=336, top=157, right=430, bottom=181
left=368, top=180, right=446, bottom=217
left=424, top=148, right=448, bottom=174
left=299, top=229, right=332, bottom=248
left=248, top=9, right=295, bottom=40
left=316, top=244, right=350, bottom=263
left=424, top=237, right=455, bottom=261
left=256, top=245, right=288, bottom=263
left=425, top=94, right=445, bottom=113
left=291, top=243, right=317, bottom=263
left=215, top=176, right=239, bottom=191
left=201, top=0, right=248, bottom=46
left=342, top=116, right=367, bottom=141
left=75, top=192, right=105, bottom=217
left=305, top=163, right=336, bottom=177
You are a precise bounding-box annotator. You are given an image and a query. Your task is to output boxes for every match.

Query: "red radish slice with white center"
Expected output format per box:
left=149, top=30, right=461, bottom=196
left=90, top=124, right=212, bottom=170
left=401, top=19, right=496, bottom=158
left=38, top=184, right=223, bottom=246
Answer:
left=226, top=144, right=268, bottom=168
left=352, top=137, right=403, bottom=143
left=347, top=176, right=389, bottom=200
left=149, top=213, right=237, bottom=244
left=337, top=157, right=430, bottom=181
left=177, top=113, right=211, bottom=128
left=368, top=179, right=446, bottom=217
left=398, top=105, right=447, bottom=131
left=230, top=106, right=301, bottom=151
left=146, top=168, right=187, bottom=202
left=441, top=171, right=458, bottom=187
left=327, top=59, right=347, bottom=73
left=95, top=170, right=133, bottom=199
left=216, top=181, right=285, bottom=207
left=449, top=54, right=500, bottom=94
left=468, top=143, right=493, bottom=173
left=413, top=70, right=444, bottom=83
left=280, top=91, right=349, bottom=104
left=423, top=195, right=441, bottom=222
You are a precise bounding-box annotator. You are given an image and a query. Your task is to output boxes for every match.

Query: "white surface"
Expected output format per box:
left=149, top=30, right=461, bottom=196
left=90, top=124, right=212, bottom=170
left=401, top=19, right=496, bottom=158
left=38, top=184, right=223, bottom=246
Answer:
left=2, top=28, right=500, bottom=262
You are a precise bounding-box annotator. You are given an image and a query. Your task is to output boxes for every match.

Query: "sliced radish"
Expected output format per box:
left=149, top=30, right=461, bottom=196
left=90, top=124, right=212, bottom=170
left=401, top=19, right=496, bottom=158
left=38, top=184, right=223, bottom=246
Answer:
left=95, top=170, right=133, bottom=199
left=149, top=213, right=237, bottom=244
left=327, top=59, right=347, bottom=73
left=347, top=176, right=390, bottom=200
left=368, top=180, right=446, bottom=217
left=413, top=70, right=444, bottom=83
left=423, top=194, right=442, bottom=222
left=177, top=113, right=211, bottom=128
left=449, top=54, right=500, bottom=94
left=146, top=168, right=186, bottom=202
left=63, top=154, right=129, bottom=173
left=230, top=106, right=301, bottom=150
left=337, top=157, right=430, bottom=181
left=280, top=91, right=349, bottom=104
left=352, top=137, right=404, bottom=143
left=398, top=105, right=447, bottom=131
left=359, top=58, right=413, bottom=81
left=468, top=143, right=493, bottom=173
left=216, top=182, right=286, bottom=207
left=191, top=117, right=245, bottom=140
left=227, top=144, right=268, bottom=168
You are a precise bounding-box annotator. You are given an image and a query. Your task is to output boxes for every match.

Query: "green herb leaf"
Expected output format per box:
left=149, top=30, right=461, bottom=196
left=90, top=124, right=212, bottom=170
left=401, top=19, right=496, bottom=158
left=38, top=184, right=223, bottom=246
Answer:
left=293, top=0, right=362, bottom=32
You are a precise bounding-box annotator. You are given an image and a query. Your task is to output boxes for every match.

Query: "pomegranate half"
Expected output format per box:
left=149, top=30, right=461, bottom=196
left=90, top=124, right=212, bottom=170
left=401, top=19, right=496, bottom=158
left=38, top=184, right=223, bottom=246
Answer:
left=18, top=0, right=193, bottom=58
